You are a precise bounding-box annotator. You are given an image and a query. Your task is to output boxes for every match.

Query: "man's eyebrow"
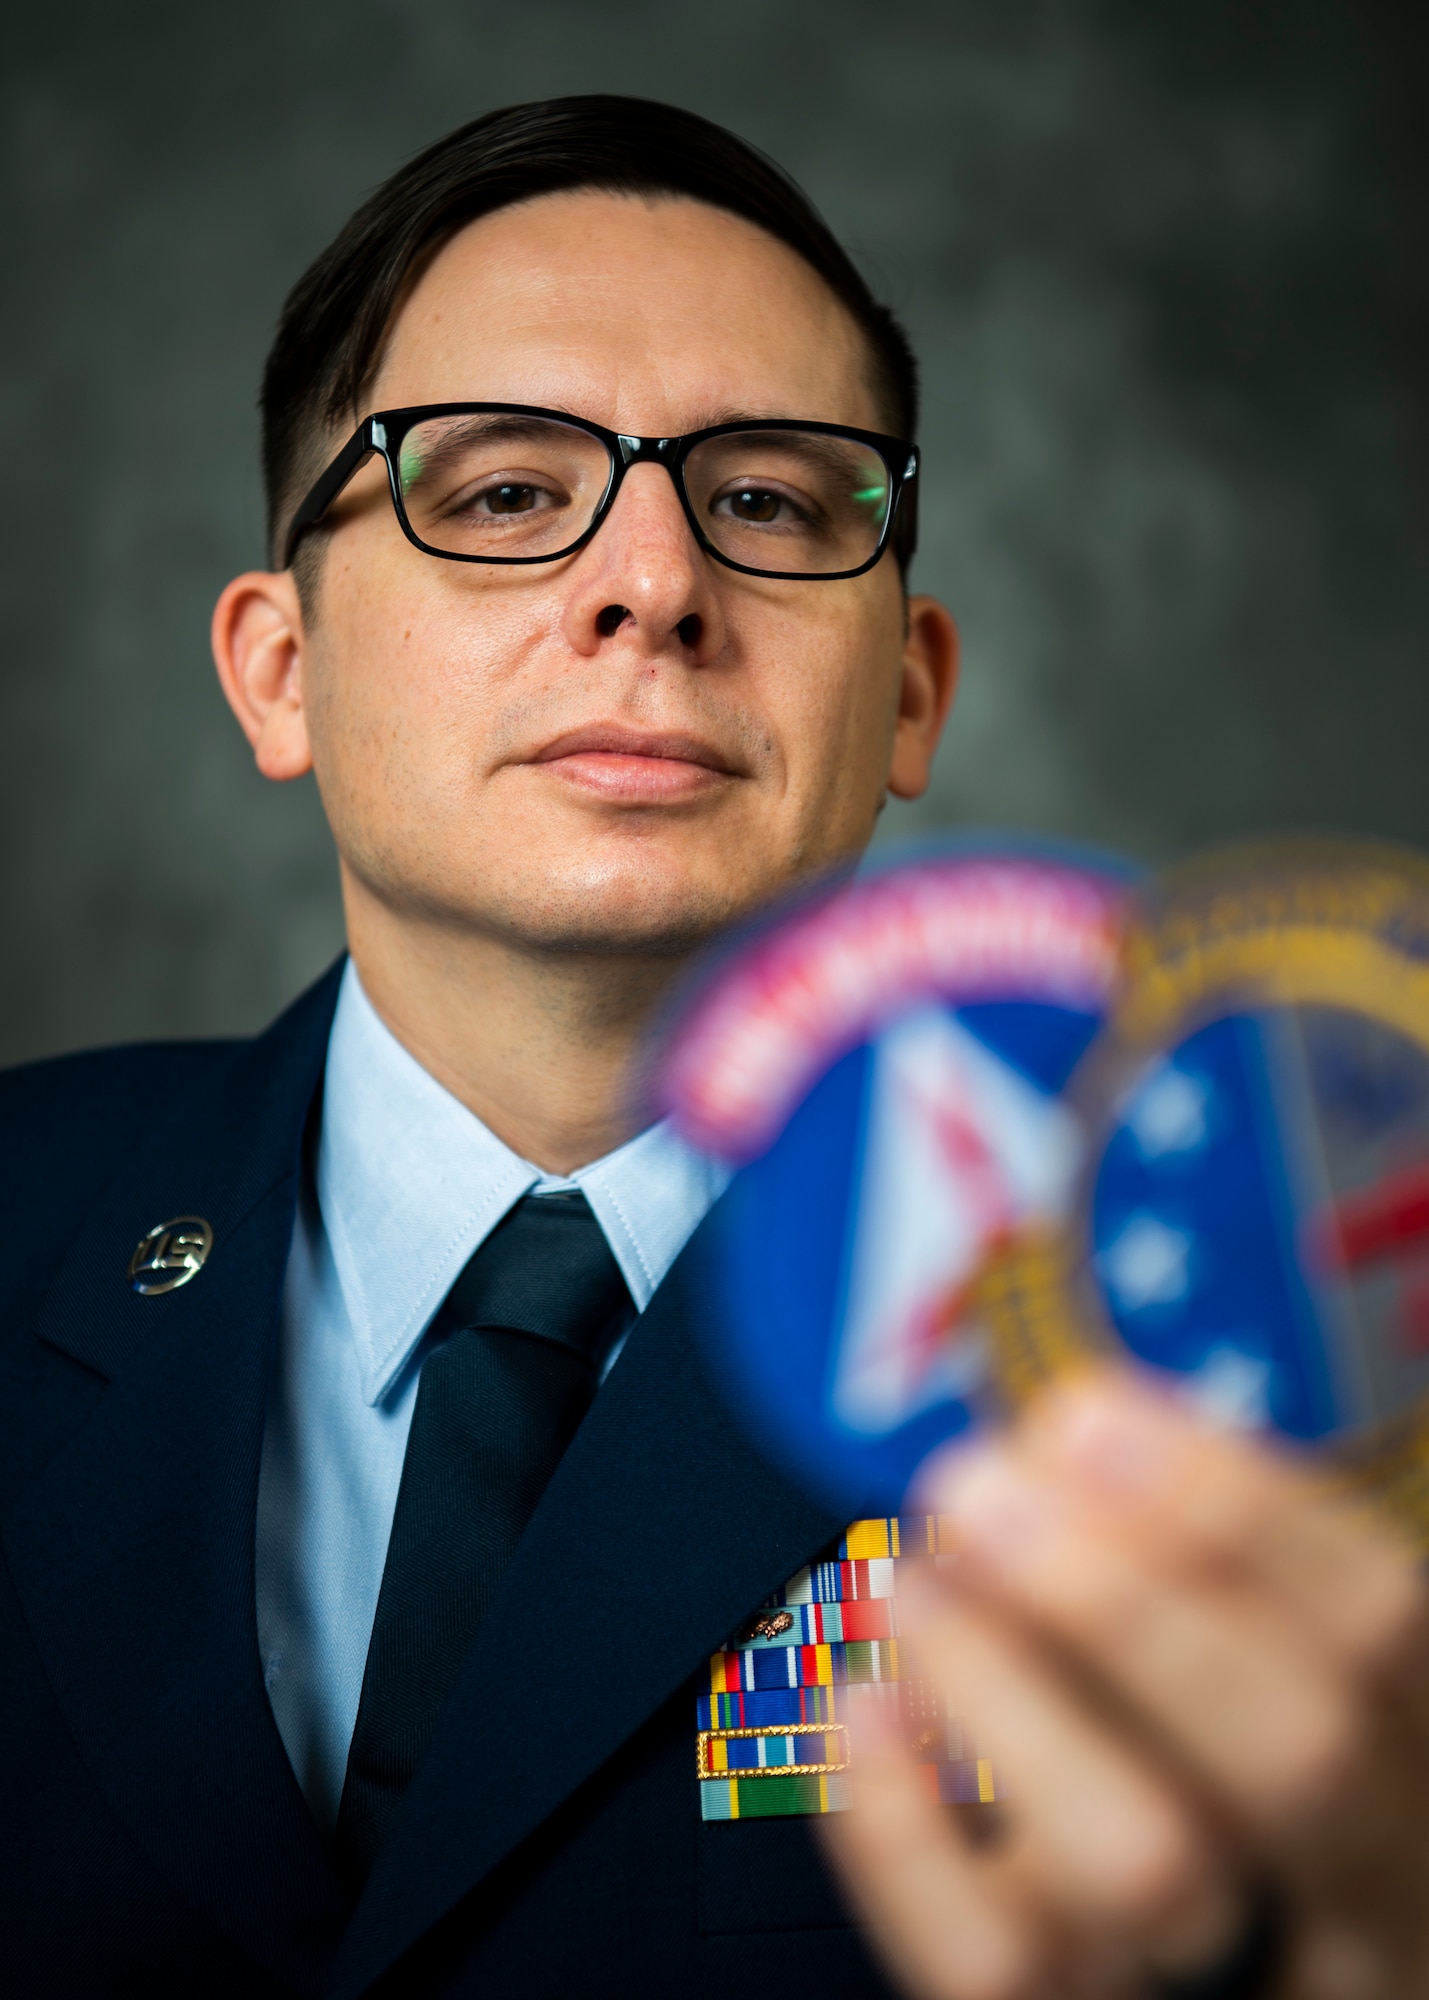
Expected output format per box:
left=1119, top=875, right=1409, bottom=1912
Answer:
left=673, top=407, right=803, bottom=433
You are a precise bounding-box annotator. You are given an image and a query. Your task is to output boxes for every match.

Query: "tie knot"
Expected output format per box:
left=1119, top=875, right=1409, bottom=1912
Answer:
left=443, top=1191, right=633, bottom=1371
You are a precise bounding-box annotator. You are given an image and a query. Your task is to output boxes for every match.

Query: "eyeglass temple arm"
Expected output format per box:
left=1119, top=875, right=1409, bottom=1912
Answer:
left=891, top=451, right=919, bottom=566
left=280, top=421, right=379, bottom=569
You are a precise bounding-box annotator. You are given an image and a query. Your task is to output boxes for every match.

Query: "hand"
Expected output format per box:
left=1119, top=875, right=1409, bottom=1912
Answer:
left=818, top=1370, right=1429, bottom=1999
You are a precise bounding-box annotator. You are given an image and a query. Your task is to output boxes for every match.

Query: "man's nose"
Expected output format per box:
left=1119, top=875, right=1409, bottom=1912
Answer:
left=560, top=462, right=726, bottom=664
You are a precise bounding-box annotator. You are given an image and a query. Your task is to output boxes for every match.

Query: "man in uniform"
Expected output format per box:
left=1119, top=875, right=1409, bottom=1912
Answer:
left=2, top=95, right=1426, bottom=1999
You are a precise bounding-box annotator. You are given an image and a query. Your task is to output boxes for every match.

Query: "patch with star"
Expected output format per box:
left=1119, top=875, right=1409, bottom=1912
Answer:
left=1058, top=838, right=1429, bottom=1544
left=651, top=838, right=1135, bottom=1514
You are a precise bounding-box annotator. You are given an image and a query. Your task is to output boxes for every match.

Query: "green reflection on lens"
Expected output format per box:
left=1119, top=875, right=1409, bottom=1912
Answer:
left=399, top=436, right=425, bottom=494
left=851, top=482, right=889, bottom=510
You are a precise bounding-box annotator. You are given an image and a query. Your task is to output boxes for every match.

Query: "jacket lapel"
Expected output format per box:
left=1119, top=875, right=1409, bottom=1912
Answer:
left=329, top=1214, right=842, bottom=2000
left=2, top=964, right=349, bottom=1997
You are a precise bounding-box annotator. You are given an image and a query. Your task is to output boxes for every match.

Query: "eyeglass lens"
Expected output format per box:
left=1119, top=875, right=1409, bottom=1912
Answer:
left=393, top=413, right=894, bottom=574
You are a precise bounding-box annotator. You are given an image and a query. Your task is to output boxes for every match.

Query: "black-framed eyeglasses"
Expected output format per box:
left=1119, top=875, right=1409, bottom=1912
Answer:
left=281, top=403, right=919, bottom=581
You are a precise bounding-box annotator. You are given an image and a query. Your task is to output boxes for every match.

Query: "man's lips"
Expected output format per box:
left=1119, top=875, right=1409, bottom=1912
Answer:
left=528, top=725, right=739, bottom=803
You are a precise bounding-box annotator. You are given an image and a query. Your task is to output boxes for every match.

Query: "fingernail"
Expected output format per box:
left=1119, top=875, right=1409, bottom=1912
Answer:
left=937, top=1447, right=1052, bottom=1562
left=1038, top=1374, right=1179, bottom=1497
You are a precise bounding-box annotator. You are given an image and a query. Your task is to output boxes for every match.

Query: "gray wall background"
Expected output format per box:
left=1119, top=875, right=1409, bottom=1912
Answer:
left=2, top=0, right=1425, bottom=1064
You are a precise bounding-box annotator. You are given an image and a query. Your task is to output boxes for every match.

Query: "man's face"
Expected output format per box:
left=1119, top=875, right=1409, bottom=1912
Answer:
left=292, top=191, right=954, bottom=959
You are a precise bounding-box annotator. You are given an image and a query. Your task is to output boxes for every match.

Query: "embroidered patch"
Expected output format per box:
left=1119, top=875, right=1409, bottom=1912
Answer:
left=650, top=841, right=1132, bottom=1513
left=1074, top=840, right=1429, bottom=1550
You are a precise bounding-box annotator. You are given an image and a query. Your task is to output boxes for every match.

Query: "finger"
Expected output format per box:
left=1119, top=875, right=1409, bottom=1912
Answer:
left=1287, top=1919, right=1386, bottom=2000
left=895, top=1566, right=1241, bottom=1977
left=1016, top=1371, right=1425, bottom=1679
left=819, top=1684, right=1042, bottom=2000
left=924, top=1443, right=1362, bottom=1838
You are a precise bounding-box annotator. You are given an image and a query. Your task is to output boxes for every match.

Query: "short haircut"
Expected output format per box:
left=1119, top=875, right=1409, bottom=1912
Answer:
left=260, top=94, right=919, bottom=573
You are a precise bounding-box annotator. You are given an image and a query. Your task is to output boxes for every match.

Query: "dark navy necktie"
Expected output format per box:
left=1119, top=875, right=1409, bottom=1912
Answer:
left=334, top=1190, right=633, bottom=1888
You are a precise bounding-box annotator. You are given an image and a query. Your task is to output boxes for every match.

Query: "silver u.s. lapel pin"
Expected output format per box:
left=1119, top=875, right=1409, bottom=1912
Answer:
left=128, top=1217, right=214, bottom=1295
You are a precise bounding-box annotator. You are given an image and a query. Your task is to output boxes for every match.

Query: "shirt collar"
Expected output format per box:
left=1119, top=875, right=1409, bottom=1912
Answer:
left=317, top=962, right=728, bottom=1406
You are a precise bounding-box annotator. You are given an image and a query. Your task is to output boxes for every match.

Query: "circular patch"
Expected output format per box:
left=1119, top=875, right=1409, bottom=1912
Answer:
left=1063, top=839, right=1429, bottom=1541
left=652, top=841, right=1135, bottom=1512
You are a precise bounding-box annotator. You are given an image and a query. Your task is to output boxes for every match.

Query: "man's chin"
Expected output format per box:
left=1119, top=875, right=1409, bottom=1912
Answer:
left=480, top=870, right=778, bottom=962
left=496, top=897, right=740, bottom=962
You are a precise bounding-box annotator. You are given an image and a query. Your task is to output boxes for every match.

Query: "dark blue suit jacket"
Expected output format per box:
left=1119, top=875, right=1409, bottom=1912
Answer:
left=0, top=965, right=897, bottom=1997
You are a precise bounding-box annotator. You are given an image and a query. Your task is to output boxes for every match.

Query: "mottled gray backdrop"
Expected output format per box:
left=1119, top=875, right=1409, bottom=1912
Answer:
left=2, top=0, right=1424, bottom=1063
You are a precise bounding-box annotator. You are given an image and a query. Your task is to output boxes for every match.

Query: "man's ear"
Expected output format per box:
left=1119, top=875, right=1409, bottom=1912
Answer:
left=887, top=593, right=959, bottom=801
left=211, top=570, right=314, bottom=781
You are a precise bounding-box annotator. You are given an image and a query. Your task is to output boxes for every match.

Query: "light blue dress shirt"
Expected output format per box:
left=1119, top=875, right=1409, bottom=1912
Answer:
left=255, top=961, right=729, bottom=1831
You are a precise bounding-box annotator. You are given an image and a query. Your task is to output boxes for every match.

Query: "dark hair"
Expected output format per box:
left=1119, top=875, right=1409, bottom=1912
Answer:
left=260, top=95, right=919, bottom=569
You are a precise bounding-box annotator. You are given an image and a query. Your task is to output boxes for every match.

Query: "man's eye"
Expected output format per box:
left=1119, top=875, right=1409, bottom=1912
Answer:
left=478, top=483, right=545, bottom=516
left=719, top=486, right=787, bottom=524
